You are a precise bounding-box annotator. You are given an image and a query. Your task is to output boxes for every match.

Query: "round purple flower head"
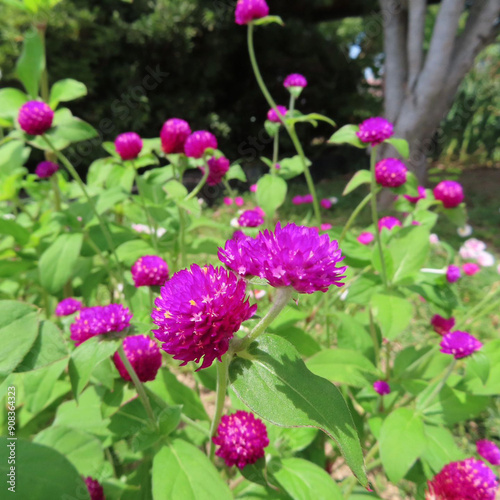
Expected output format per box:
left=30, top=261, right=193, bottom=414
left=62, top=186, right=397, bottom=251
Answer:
left=84, top=477, right=105, bottom=500
left=433, top=180, right=464, bottom=209
left=284, top=73, right=308, bottom=89
left=440, top=331, right=482, bottom=359
left=218, top=222, right=347, bottom=294
left=321, top=199, right=332, bottom=209
left=373, top=380, right=391, bottom=395
left=184, top=131, right=218, bottom=159
left=152, top=264, right=257, bottom=370
left=446, top=265, right=461, bottom=284
left=357, top=232, right=374, bottom=245
left=160, top=118, right=191, bottom=154
left=378, top=216, right=401, bottom=232
left=55, top=297, right=83, bottom=317
left=212, top=410, right=269, bottom=469
left=404, top=186, right=427, bottom=203
left=356, top=117, right=394, bottom=146
left=431, top=315, right=455, bottom=336
left=131, top=255, right=169, bottom=287
left=375, top=158, right=407, bottom=188
left=202, top=156, right=230, bottom=186
left=35, top=161, right=59, bottom=179
left=426, top=458, right=498, bottom=500
left=477, top=440, right=500, bottom=466
left=115, top=132, right=143, bottom=161
left=238, top=209, right=264, bottom=228
left=292, top=195, right=304, bottom=205
left=113, top=335, right=162, bottom=382
left=235, top=0, right=269, bottom=25
left=18, top=100, right=54, bottom=135
left=303, top=194, right=314, bottom=204
left=70, top=304, right=132, bottom=346
left=267, top=106, right=288, bottom=124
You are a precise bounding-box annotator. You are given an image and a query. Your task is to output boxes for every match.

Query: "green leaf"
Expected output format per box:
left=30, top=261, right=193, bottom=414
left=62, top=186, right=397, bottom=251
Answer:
left=53, top=116, right=98, bottom=144
left=421, top=425, right=465, bottom=473
left=152, top=439, right=232, bottom=500
left=443, top=204, right=467, bottom=228
left=49, top=79, right=87, bottom=108
left=253, top=15, right=284, bottom=26
left=15, top=28, right=44, bottom=98
left=384, top=138, right=410, bottom=159
left=379, top=408, right=426, bottom=483
left=343, top=170, right=371, bottom=195
left=466, top=352, right=490, bottom=385
left=0, top=88, right=28, bottom=121
left=39, top=233, right=83, bottom=293
left=0, top=219, right=30, bottom=245
left=328, top=124, right=365, bottom=148
left=286, top=113, right=336, bottom=128
left=229, top=335, right=368, bottom=487
left=227, top=164, right=247, bottom=182
left=276, top=155, right=311, bottom=180
left=164, top=179, right=188, bottom=200
left=0, top=438, right=90, bottom=499
left=256, top=174, right=287, bottom=217
left=335, top=313, right=374, bottom=361
left=371, top=293, right=413, bottom=340
left=116, top=239, right=155, bottom=267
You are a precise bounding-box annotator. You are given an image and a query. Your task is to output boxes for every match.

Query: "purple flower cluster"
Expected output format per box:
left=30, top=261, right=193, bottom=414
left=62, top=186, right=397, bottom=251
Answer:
left=18, top=100, right=54, bottom=135
left=218, top=222, right=347, bottom=294
left=238, top=209, right=264, bottom=228
left=446, top=265, right=461, bottom=284
left=373, top=380, right=391, bottom=395
left=283, top=73, right=308, bottom=89
left=292, top=194, right=313, bottom=205
left=378, top=216, right=401, bottom=232
left=440, top=331, right=482, bottom=359
left=430, top=315, right=455, bottom=336
left=375, top=158, right=407, bottom=188
left=35, top=161, right=59, bottom=179
left=160, top=118, right=191, bottom=154
left=84, top=477, right=105, bottom=500
left=267, top=106, right=288, bottom=124
left=131, top=255, right=169, bottom=287
left=184, top=130, right=218, bottom=159
left=113, top=335, right=162, bottom=382
left=55, top=297, right=83, bottom=317
left=356, top=117, right=394, bottom=146
left=70, top=304, right=132, bottom=346
left=477, top=440, right=500, bottom=466
left=235, top=0, right=269, bottom=25
left=202, top=156, right=230, bottom=186
left=212, top=411, right=269, bottom=469
left=115, top=132, right=143, bottom=160
left=433, top=180, right=464, bottom=209
left=152, top=264, right=256, bottom=370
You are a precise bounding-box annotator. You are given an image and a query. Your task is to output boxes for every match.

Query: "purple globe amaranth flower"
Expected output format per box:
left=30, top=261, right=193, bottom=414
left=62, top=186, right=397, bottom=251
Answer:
left=431, top=315, right=455, bottom=336
left=440, top=331, right=482, bottom=359
left=35, top=161, right=59, bottom=179
left=84, top=477, right=105, bottom=500
left=463, top=262, right=480, bottom=276
left=356, top=117, right=394, bottom=146
left=375, top=158, right=408, bottom=188
left=212, top=410, right=269, bottom=469
left=235, top=196, right=244, bottom=207
left=303, top=194, right=314, bottom=204
left=18, top=100, right=54, bottom=135
left=250, top=184, right=257, bottom=193
left=113, top=334, right=162, bottom=382
left=218, top=222, right=347, bottom=294
left=131, top=255, right=169, bottom=287
left=235, top=0, right=269, bottom=25
left=152, top=264, right=256, bottom=370
left=357, top=232, right=374, bottom=245
left=267, top=105, right=288, bottom=124
left=55, top=297, right=83, bottom=317
left=477, top=440, right=500, bottom=466
left=202, top=156, right=230, bottom=186
left=446, top=265, right=461, bottom=283
left=321, top=199, right=333, bottom=209
left=284, top=73, right=308, bottom=89
left=184, top=130, right=218, bottom=158
left=160, top=118, right=191, bottom=154
left=373, top=380, right=391, bottom=395
left=238, top=209, right=264, bottom=228
left=70, top=304, right=132, bottom=346
left=292, top=195, right=304, bottom=205
left=115, top=132, right=143, bottom=160
left=433, top=180, right=464, bottom=209
left=426, top=458, right=498, bottom=500
left=378, top=216, right=402, bottom=232
left=404, top=186, right=427, bottom=203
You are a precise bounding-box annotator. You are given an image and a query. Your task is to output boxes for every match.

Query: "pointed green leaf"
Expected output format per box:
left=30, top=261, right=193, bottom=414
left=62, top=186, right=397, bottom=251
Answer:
left=15, top=28, right=44, bottom=98
left=328, top=124, right=365, bottom=148
left=49, top=79, right=87, bottom=108
left=343, top=170, right=371, bottom=195
left=256, top=174, right=287, bottom=218
left=384, top=138, right=410, bottom=159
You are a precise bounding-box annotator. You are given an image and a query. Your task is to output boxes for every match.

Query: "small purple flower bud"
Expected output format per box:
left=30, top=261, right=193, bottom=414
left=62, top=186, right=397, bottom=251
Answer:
left=35, top=161, right=59, bottom=179
left=356, top=117, right=394, bottom=146
left=238, top=209, right=264, bottom=228
left=131, top=255, right=169, bottom=287
left=55, top=298, right=83, bottom=317
left=115, top=132, right=143, bottom=160
left=267, top=106, right=288, bottom=124
left=446, top=265, right=461, bottom=283
left=373, top=380, right=391, bottom=395
left=18, top=100, right=54, bottom=135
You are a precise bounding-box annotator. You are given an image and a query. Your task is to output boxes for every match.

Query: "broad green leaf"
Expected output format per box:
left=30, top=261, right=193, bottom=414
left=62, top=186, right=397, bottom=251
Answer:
left=152, top=439, right=232, bottom=500
left=384, top=137, right=410, bottom=159
left=54, top=116, right=98, bottom=144
left=38, top=233, right=83, bottom=294
left=421, top=425, right=465, bottom=473
left=49, top=78, right=87, bottom=108
left=227, top=164, right=247, bottom=182
left=0, top=219, right=30, bottom=245
left=461, top=340, right=500, bottom=395
left=15, top=28, right=44, bottom=98
left=0, top=438, right=90, bottom=499
left=371, top=293, right=413, bottom=340
left=343, top=170, right=371, bottom=195
left=276, top=155, right=311, bottom=180
left=253, top=15, right=284, bottom=26
left=256, top=174, right=287, bottom=217
left=328, top=124, right=365, bottom=148
left=116, top=239, right=155, bottom=266
left=0, top=140, right=26, bottom=172
left=379, top=408, right=426, bottom=483
left=443, top=204, right=467, bottom=228
left=0, top=88, right=28, bottom=121
left=335, top=313, right=375, bottom=362
left=466, top=352, right=490, bottom=385
left=164, top=179, right=188, bottom=200
left=267, top=426, right=318, bottom=453
left=229, top=335, right=368, bottom=487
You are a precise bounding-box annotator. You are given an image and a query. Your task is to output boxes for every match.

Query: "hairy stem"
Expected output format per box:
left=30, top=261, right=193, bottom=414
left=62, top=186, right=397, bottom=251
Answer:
left=209, top=354, right=230, bottom=460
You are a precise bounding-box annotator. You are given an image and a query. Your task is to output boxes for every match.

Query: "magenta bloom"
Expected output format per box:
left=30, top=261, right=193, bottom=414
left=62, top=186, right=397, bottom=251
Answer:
left=431, top=315, right=455, bottom=336
left=446, top=264, right=461, bottom=283
left=375, top=158, right=407, bottom=188
left=219, top=222, right=347, bottom=294
left=463, top=262, right=480, bottom=276
left=440, top=331, right=482, bottom=359
left=18, top=100, right=54, bottom=135
left=404, top=186, right=426, bottom=203
left=292, top=195, right=304, bottom=205
left=160, top=118, right=191, bottom=154
left=267, top=106, right=288, bottom=124
left=35, top=161, right=59, bottom=179
left=115, top=132, right=143, bottom=160
left=212, top=411, right=269, bottom=469
left=131, top=255, right=169, bottom=287
left=55, top=298, right=83, bottom=317
left=284, top=73, right=308, bottom=89
left=235, top=196, right=244, bottom=207
left=357, top=232, right=374, bottom=245
left=224, top=197, right=233, bottom=206
left=235, top=0, right=269, bottom=25
left=70, top=304, right=132, bottom=346
left=184, top=130, right=218, bottom=159
left=84, top=477, right=105, bottom=500
left=152, top=264, right=256, bottom=370
left=250, top=184, right=257, bottom=193
left=238, top=209, right=264, bottom=228
left=477, top=440, right=500, bottom=466
left=321, top=199, right=333, bottom=209
left=320, top=223, right=332, bottom=231
left=433, top=180, right=464, bottom=209
left=373, top=380, right=391, bottom=395
left=426, top=458, right=498, bottom=500
left=113, top=335, right=162, bottom=382
left=378, top=216, right=401, bottom=232
left=356, top=117, right=394, bottom=146
left=202, top=156, right=230, bottom=186
left=303, top=194, right=313, bottom=204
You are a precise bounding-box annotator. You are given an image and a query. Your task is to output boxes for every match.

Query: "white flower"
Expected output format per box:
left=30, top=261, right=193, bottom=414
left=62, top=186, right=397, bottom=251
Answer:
left=230, top=217, right=239, bottom=228
left=477, top=251, right=495, bottom=267
left=459, top=238, right=487, bottom=260
left=329, top=197, right=339, bottom=205
left=339, top=288, right=349, bottom=301
left=249, top=289, right=267, bottom=300
left=2, top=214, right=15, bottom=220
left=457, top=224, right=473, bottom=237
left=429, top=234, right=439, bottom=245
left=132, top=223, right=151, bottom=234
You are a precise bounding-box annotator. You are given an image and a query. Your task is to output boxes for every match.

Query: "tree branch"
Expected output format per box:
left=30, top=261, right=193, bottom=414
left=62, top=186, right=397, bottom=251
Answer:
left=407, top=0, right=427, bottom=90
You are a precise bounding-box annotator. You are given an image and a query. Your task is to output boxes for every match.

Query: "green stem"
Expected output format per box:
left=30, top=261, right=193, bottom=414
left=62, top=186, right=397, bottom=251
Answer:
left=368, top=308, right=380, bottom=367
left=181, top=414, right=210, bottom=437
left=272, top=131, right=279, bottom=170
left=177, top=206, right=187, bottom=270
left=37, top=23, right=50, bottom=102
left=289, top=94, right=296, bottom=113
left=420, top=359, right=457, bottom=409
left=339, top=193, right=372, bottom=243
left=185, top=161, right=209, bottom=201
left=209, top=354, right=230, bottom=460
left=222, top=178, right=236, bottom=198
left=455, top=286, right=500, bottom=330
left=50, top=174, right=61, bottom=211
